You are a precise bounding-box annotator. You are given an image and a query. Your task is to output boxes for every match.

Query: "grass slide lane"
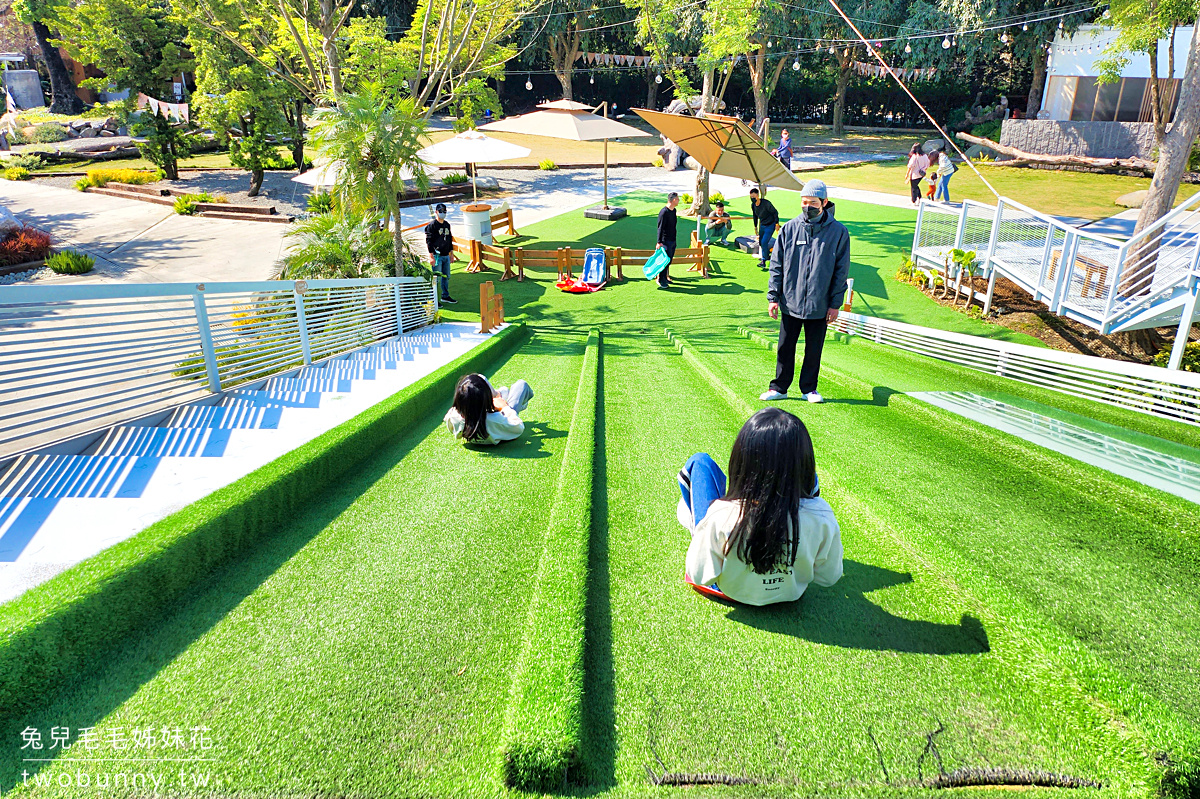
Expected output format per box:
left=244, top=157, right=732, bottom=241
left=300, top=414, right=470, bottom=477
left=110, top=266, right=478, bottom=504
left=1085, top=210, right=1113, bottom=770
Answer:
left=677, top=326, right=1200, bottom=793
left=0, top=331, right=589, bottom=799
left=585, top=332, right=1150, bottom=797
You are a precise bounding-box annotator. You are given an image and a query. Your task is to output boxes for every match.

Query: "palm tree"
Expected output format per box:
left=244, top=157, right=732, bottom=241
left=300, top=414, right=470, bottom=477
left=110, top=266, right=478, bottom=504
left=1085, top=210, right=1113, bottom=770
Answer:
left=275, top=211, right=395, bottom=280
left=308, top=84, right=431, bottom=270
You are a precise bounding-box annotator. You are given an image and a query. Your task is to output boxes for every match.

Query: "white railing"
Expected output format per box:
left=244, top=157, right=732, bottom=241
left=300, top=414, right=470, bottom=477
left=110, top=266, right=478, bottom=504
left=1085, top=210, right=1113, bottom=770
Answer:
left=0, top=277, right=436, bottom=456
left=832, top=311, right=1200, bottom=425
left=911, top=193, right=1200, bottom=336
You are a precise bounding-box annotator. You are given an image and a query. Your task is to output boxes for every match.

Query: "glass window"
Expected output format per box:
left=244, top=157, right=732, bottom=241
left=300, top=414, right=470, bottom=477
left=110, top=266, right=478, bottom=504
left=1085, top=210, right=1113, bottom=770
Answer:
left=1071, top=78, right=1098, bottom=121
left=1116, top=78, right=1147, bottom=122
left=1093, top=80, right=1121, bottom=121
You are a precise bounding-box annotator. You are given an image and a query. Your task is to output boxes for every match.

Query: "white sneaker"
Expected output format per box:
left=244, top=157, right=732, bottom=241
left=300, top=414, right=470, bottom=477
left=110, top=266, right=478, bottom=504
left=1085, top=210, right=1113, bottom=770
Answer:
left=759, top=389, right=787, bottom=401
left=803, top=391, right=824, bottom=404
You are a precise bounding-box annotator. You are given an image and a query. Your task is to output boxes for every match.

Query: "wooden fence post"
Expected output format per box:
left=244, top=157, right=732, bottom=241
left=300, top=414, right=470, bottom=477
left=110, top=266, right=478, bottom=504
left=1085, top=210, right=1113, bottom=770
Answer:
left=614, top=247, right=624, bottom=280
left=516, top=248, right=525, bottom=282
left=479, top=281, right=494, bottom=333
left=701, top=244, right=710, bottom=278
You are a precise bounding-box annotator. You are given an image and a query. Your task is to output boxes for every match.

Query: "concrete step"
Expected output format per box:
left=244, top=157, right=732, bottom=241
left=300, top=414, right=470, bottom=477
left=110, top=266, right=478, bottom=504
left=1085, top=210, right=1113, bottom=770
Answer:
left=90, top=425, right=231, bottom=457
left=85, top=187, right=175, bottom=206
left=221, top=388, right=323, bottom=409
left=0, top=454, right=158, bottom=499
left=266, top=374, right=353, bottom=393
left=166, top=404, right=283, bottom=430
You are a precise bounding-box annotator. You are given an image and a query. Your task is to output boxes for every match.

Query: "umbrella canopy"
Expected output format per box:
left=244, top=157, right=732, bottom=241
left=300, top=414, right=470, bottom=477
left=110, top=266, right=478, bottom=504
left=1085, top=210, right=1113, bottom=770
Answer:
left=480, top=108, right=649, bottom=142
left=632, top=108, right=806, bottom=191
left=537, top=99, right=595, bottom=111
left=417, top=130, right=530, bottom=165
left=290, top=160, right=432, bottom=187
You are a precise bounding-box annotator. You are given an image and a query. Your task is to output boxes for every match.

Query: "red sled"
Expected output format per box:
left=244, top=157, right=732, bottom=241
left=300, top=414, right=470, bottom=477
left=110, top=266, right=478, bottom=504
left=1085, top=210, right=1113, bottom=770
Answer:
left=556, top=277, right=606, bottom=293
left=557, top=247, right=607, bottom=293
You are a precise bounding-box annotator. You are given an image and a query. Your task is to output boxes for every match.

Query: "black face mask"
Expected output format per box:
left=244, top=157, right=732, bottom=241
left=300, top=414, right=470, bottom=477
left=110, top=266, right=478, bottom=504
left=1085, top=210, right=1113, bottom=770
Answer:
left=804, top=205, right=823, bottom=221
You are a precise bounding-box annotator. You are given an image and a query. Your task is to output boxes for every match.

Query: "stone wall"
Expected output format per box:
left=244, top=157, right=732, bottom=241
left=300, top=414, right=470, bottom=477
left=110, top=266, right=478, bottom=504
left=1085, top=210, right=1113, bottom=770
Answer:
left=999, top=119, right=1157, bottom=160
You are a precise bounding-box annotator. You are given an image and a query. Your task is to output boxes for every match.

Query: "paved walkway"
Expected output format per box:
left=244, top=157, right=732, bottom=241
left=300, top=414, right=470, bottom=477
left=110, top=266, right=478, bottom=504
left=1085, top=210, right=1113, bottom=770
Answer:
left=0, top=180, right=287, bottom=284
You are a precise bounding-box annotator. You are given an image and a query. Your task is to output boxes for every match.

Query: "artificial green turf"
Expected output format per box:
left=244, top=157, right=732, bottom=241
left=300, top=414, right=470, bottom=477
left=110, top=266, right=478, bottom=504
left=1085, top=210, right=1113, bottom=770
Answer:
left=0, top=323, right=527, bottom=717
left=501, top=329, right=600, bottom=789
left=0, top=331, right=585, bottom=798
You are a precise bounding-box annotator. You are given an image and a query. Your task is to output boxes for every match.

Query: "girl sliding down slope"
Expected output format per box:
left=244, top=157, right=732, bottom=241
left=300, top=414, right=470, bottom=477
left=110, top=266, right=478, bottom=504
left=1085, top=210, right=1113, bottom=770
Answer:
left=445, top=373, right=534, bottom=445
left=679, top=407, right=843, bottom=606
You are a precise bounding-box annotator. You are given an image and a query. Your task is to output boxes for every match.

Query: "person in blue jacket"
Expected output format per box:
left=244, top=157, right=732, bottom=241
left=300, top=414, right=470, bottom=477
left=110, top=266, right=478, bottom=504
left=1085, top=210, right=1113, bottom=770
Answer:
left=761, top=179, right=850, bottom=404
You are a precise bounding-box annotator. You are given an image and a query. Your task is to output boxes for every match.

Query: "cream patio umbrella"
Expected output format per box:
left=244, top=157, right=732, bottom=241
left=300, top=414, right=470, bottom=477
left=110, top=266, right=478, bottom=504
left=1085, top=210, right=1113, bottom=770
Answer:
left=416, top=130, right=531, bottom=200
left=631, top=108, right=806, bottom=191
left=481, top=100, right=652, bottom=219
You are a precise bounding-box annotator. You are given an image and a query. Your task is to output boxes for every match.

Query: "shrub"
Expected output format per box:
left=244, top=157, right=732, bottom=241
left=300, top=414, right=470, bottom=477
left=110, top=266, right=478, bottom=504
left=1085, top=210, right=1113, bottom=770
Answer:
left=173, top=192, right=224, bottom=215
left=45, top=250, right=95, bottom=274
left=652, top=156, right=664, bottom=167
left=306, top=191, right=335, bottom=214
left=276, top=210, right=394, bottom=279
left=3, top=167, right=30, bottom=181
left=441, top=172, right=469, bottom=185
left=896, top=255, right=917, bottom=282
left=30, top=124, right=68, bottom=143
left=78, top=168, right=161, bottom=189
left=5, top=128, right=28, bottom=145
left=971, top=119, right=1002, bottom=142
left=538, top=158, right=558, bottom=170
left=1154, top=340, right=1200, bottom=372
left=680, top=192, right=693, bottom=205
left=260, top=150, right=296, bottom=170
left=710, top=191, right=725, bottom=204
left=0, top=227, right=51, bottom=266
left=8, top=153, right=42, bottom=171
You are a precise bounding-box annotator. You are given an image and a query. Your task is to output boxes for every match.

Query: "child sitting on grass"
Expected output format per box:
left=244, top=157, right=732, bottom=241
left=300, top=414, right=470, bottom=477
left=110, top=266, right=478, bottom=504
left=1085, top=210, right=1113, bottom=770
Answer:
left=444, top=373, right=534, bottom=445
left=678, top=407, right=842, bottom=606
left=924, top=168, right=939, bottom=200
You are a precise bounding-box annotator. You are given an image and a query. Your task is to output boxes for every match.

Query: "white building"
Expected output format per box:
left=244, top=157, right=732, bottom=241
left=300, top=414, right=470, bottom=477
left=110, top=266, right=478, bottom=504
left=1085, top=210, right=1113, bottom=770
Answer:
left=1040, top=24, right=1190, bottom=122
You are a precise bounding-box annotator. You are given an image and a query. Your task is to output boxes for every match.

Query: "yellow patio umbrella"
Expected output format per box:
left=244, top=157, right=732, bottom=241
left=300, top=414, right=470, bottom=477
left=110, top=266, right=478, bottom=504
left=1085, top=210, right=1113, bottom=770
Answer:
left=632, top=109, right=806, bottom=191
left=481, top=100, right=652, bottom=219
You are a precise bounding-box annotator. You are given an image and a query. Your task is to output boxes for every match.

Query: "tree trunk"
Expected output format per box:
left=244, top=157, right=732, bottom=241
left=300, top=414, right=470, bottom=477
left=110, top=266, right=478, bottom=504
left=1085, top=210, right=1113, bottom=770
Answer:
left=747, top=43, right=769, bottom=126
left=31, top=20, right=83, bottom=116
left=548, top=26, right=579, bottom=101
left=1149, top=42, right=1165, bottom=145
left=646, top=70, right=657, bottom=109
left=955, top=131, right=1158, bottom=173
left=320, top=0, right=343, bottom=97
left=1026, top=43, right=1047, bottom=118
left=292, top=98, right=306, bottom=171
left=692, top=68, right=714, bottom=218
left=832, top=54, right=851, bottom=136
left=158, top=116, right=179, bottom=181
left=1128, top=15, right=1200, bottom=293
left=248, top=169, right=264, bottom=197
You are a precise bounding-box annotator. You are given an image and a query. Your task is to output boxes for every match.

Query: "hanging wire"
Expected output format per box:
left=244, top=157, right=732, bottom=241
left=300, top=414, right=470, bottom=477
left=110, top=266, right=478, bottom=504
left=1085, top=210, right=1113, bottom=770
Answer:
left=822, top=0, right=1002, bottom=200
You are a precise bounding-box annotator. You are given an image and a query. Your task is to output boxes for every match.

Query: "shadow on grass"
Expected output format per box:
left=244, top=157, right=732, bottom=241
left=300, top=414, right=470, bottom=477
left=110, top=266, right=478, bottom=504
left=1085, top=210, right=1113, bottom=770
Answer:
left=466, top=421, right=567, bottom=459
left=725, top=560, right=990, bottom=655
left=580, top=335, right=616, bottom=791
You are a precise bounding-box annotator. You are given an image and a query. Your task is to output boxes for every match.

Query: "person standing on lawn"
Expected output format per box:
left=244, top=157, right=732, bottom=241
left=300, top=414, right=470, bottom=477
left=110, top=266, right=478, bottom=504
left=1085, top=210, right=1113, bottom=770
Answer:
left=655, top=192, right=680, bottom=289
left=934, top=145, right=957, bottom=203
left=425, top=203, right=457, bottom=304
left=761, top=179, right=849, bottom=404
left=904, top=143, right=930, bottom=205
left=749, top=188, right=779, bottom=270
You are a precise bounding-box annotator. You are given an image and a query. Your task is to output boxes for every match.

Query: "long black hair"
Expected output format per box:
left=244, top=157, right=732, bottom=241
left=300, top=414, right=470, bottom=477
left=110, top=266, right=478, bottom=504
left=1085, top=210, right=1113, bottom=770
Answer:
left=723, top=408, right=818, bottom=574
left=909, top=142, right=922, bottom=157
left=452, top=373, right=495, bottom=441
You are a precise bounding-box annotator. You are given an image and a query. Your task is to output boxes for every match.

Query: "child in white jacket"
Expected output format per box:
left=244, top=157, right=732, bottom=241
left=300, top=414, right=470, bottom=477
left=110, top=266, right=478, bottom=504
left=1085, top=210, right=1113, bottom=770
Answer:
left=679, top=408, right=842, bottom=606
left=444, top=373, right=533, bottom=445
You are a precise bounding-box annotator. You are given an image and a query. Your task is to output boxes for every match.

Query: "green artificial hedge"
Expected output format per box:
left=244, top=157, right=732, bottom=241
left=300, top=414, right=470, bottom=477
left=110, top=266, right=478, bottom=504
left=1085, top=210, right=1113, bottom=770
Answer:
left=499, top=329, right=601, bottom=791
left=0, top=323, right=529, bottom=716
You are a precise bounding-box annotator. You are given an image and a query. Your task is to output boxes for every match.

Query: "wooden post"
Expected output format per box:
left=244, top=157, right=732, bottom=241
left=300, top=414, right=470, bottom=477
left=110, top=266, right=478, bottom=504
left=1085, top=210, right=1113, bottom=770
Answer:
left=479, top=281, right=494, bottom=333
left=701, top=244, right=710, bottom=278
left=496, top=295, right=504, bottom=324
left=516, top=248, right=525, bottom=282
left=565, top=247, right=573, bottom=279
left=614, top=247, right=624, bottom=280
left=506, top=209, right=518, bottom=236
left=690, top=229, right=700, bottom=249
left=500, top=246, right=515, bottom=281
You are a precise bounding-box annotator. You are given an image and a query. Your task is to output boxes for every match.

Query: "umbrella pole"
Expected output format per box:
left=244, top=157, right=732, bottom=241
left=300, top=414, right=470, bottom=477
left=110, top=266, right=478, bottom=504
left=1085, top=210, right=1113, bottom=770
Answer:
left=471, top=163, right=478, bottom=201
left=603, top=139, right=609, bottom=209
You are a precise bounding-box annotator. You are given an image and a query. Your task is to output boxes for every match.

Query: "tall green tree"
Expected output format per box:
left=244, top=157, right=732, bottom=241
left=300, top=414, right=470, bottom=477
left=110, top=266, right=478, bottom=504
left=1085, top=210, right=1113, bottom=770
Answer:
left=189, top=29, right=295, bottom=195
left=309, top=83, right=431, bottom=269
left=56, top=0, right=193, bottom=178
left=13, top=0, right=83, bottom=114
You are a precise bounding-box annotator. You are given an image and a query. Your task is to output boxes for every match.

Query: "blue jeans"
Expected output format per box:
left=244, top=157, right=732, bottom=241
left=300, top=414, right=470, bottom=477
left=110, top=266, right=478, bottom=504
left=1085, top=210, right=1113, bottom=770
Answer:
left=432, top=254, right=451, bottom=298
left=935, top=172, right=953, bottom=203
left=757, top=225, right=776, bottom=267
left=677, top=452, right=820, bottom=530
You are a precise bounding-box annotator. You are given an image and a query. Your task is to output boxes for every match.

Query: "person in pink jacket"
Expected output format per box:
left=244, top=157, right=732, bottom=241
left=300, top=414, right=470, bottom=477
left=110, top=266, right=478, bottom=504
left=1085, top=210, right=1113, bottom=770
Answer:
left=905, top=143, right=930, bottom=205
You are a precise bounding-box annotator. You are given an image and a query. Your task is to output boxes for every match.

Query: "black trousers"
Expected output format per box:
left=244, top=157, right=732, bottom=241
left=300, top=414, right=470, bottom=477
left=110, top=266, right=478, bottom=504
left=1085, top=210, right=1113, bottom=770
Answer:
left=771, top=315, right=827, bottom=395
left=909, top=177, right=923, bottom=203
left=657, top=241, right=676, bottom=286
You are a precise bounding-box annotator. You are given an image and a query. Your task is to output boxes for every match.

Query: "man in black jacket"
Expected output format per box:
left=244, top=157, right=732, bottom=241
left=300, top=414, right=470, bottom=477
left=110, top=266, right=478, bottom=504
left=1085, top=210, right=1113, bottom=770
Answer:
left=762, top=179, right=849, bottom=404
left=655, top=192, right=680, bottom=289
left=749, top=188, right=779, bottom=270
left=424, top=203, right=456, bottom=304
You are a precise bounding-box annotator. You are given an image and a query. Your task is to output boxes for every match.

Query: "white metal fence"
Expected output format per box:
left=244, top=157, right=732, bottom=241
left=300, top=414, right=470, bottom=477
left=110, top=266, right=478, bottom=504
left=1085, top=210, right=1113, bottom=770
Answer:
left=911, top=192, right=1200, bottom=341
left=832, top=311, right=1200, bottom=426
left=0, top=277, right=436, bottom=456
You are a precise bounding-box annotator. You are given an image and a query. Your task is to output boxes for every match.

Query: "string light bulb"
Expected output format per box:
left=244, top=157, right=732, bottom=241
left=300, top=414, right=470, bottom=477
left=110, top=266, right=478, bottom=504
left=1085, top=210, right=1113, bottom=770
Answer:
left=829, top=45, right=835, bottom=54
left=655, top=73, right=662, bottom=84
left=1001, top=31, right=1008, bottom=43
left=525, top=77, right=532, bottom=90
left=1058, top=18, right=1064, bottom=29
left=589, top=74, right=595, bottom=84
left=942, top=36, right=951, bottom=49
left=1022, top=22, right=1028, bottom=31
left=904, top=41, right=912, bottom=53
left=792, top=60, right=800, bottom=70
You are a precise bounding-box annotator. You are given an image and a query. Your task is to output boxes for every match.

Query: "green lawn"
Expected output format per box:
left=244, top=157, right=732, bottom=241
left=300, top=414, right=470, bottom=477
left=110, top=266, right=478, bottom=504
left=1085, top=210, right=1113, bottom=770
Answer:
left=2, top=196, right=1198, bottom=798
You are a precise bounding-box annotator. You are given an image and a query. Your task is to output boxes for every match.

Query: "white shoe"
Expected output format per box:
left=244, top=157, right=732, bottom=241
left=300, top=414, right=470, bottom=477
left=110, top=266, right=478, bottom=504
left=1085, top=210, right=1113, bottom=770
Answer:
left=760, top=389, right=787, bottom=401
left=803, top=391, right=824, bottom=404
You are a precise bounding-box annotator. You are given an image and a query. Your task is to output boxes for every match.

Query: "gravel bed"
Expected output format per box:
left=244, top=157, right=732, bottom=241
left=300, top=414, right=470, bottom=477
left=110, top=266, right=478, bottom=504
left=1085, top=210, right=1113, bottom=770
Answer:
left=0, top=266, right=55, bottom=285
